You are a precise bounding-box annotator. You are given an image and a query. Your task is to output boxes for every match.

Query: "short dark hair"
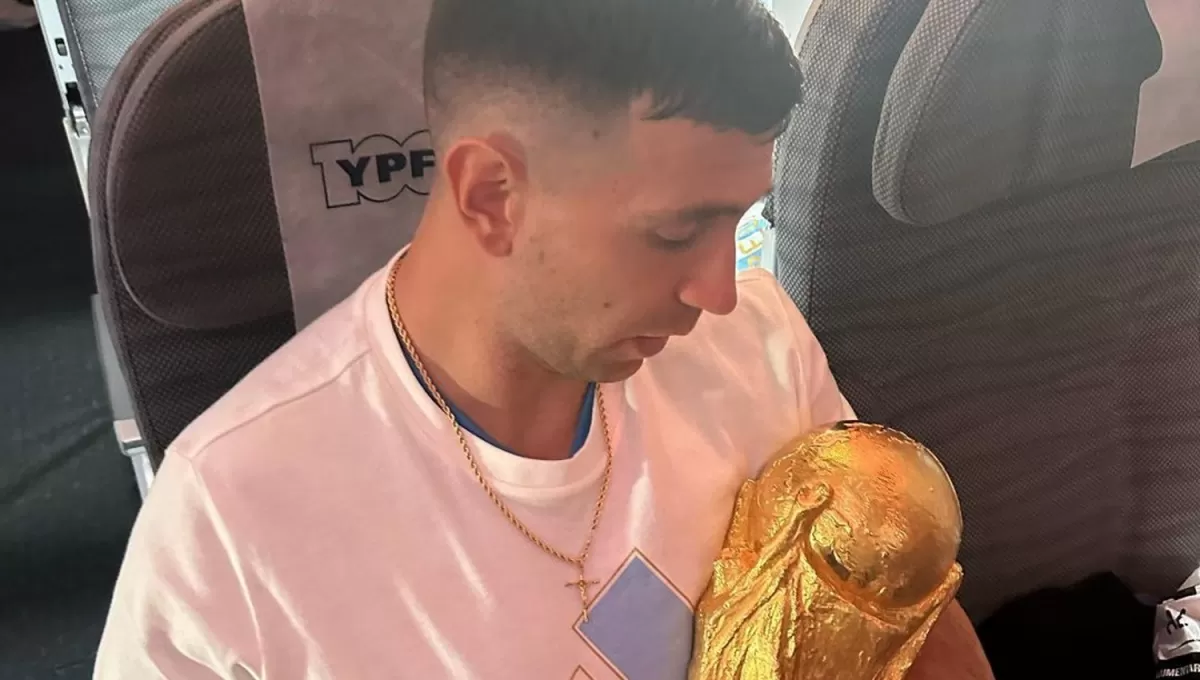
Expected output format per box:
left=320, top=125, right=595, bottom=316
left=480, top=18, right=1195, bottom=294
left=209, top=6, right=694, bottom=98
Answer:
left=422, top=0, right=802, bottom=142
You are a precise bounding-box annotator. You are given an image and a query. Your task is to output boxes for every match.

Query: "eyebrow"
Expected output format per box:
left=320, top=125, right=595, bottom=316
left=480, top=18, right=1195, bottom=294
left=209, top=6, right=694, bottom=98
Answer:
left=640, top=190, right=774, bottom=230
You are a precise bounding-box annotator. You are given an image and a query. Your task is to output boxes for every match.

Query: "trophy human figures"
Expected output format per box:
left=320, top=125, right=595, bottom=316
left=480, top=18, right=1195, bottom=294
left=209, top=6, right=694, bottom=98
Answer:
left=689, top=422, right=964, bottom=679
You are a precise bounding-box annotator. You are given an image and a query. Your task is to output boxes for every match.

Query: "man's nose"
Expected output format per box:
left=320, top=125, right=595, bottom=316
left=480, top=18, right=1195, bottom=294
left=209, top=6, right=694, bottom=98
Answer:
left=678, top=239, right=738, bottom=316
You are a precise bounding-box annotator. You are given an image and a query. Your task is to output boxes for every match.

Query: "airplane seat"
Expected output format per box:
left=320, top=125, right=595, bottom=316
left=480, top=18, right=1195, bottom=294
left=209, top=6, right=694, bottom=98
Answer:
left=89, top=0, right=433, bottom=467
left=774, top=0, right=1200, bottom=620
left=36, top=0, right=186, bottom=117
left=89, top=0, right=291, bottom=470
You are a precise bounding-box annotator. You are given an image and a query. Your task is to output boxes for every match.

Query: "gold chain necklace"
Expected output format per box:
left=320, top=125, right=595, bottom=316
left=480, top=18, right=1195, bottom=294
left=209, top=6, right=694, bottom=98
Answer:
left=384, top=261, right=614, bottom=622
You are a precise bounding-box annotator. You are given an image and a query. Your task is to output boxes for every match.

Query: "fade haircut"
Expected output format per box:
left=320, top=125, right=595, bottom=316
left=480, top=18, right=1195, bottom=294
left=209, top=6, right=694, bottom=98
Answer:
left=422, top=0, right=803, bottom=149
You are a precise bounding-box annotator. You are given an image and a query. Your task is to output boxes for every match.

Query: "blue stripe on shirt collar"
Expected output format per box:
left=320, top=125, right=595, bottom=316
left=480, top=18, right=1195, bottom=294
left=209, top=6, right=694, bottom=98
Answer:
left=397, top=341, right=595, bottom=458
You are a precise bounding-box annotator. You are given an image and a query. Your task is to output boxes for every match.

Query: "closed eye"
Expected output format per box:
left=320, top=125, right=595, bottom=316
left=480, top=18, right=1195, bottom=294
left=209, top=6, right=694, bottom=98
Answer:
left=647, top=231, right=701, bottom=251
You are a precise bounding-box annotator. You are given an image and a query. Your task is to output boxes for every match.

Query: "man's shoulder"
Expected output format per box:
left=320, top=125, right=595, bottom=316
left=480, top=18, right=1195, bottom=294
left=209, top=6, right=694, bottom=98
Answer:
left=682, top=267, right=797, bottom=354
left=729, top=267, right=796, bottom=329
left=649, top=268, right=800, bottom=385
left=637, top=268, right=829, bottom=475
left=169, top=286, right=379, bottom=465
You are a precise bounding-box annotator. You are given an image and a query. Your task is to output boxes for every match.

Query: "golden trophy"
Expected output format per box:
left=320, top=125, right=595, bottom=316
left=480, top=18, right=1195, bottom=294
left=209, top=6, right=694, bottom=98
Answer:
left=689, top=421, right=964, bottom=679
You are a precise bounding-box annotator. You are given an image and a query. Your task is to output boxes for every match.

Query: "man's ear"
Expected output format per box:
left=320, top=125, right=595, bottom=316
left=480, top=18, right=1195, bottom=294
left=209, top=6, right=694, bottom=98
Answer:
left=439, top=134, right=528, bottom=257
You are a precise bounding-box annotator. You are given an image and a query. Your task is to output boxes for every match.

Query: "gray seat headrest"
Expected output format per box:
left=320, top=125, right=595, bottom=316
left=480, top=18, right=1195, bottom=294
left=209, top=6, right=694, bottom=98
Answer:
left=872, top=0, right=1163, bottom=227
left=105, top=0, right=288, bottom=330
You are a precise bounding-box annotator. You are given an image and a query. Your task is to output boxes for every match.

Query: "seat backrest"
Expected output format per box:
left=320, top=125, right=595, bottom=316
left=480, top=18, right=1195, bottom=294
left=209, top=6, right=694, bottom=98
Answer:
left=90, top=0, right=431, bottom=461
left=775, top=0, right=1200, bottom=618
left=90, top=0, right=291, bottom=465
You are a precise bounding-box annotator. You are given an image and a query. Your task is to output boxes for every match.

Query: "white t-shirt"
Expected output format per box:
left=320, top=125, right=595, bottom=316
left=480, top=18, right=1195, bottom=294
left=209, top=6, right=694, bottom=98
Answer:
left=94, top=264, right=854, bottom=680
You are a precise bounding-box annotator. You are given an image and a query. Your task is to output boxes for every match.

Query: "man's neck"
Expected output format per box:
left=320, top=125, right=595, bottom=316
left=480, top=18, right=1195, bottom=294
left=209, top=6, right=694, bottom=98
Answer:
left=389, top=240, right=592, bottom=461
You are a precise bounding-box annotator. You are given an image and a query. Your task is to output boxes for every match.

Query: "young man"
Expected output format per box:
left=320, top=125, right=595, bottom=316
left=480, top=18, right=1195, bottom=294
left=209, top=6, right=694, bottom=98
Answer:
left=95, top=0, right=992, bottom=677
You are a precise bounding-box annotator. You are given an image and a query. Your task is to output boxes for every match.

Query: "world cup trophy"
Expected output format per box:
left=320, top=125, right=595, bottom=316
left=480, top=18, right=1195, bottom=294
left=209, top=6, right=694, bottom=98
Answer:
left=689, top=421, right=964, bottom=679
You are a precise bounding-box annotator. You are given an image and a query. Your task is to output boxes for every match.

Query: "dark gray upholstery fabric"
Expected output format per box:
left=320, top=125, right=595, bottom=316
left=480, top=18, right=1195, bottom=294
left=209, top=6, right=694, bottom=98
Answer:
left=105, top=0, right=290, bottom=330
left=90, top=0, right=293, bottom=464
left=775, top=0, right=1200, bottom=618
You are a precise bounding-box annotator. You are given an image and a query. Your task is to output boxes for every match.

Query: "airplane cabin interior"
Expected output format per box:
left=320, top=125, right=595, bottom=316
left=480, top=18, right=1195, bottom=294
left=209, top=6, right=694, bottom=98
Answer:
left=2, top=0, right=1199, bottom=677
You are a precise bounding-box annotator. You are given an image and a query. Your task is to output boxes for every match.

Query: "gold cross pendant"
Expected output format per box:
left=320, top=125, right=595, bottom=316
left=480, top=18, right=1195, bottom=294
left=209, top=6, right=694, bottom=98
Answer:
left=566, top=571, right=600, bottom=622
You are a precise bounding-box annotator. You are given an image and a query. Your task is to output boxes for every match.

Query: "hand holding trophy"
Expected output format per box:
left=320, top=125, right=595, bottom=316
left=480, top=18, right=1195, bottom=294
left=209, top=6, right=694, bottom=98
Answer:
left=689, top=422, right=964, bottom=679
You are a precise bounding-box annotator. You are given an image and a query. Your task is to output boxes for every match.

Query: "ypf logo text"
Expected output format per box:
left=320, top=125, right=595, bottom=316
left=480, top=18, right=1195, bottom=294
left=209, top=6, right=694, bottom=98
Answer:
left=311, top=131, right=436, bottom=209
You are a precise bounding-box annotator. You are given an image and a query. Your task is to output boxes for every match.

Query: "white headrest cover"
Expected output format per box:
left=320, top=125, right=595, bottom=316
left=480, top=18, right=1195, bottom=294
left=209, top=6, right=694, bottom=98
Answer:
left=244, top=0, right=434, bottom=328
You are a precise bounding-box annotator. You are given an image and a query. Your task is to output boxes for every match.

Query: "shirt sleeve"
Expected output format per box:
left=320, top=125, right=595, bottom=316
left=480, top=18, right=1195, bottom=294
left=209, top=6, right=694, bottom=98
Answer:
left=767, top=275, right=857, bottom=427
left=94, top=452, right=260, bottom=680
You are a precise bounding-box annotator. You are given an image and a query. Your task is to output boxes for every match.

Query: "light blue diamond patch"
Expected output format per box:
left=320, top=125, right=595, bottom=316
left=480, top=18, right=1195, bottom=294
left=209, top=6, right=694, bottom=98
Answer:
left=577, top=553, right=695, bottom=680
